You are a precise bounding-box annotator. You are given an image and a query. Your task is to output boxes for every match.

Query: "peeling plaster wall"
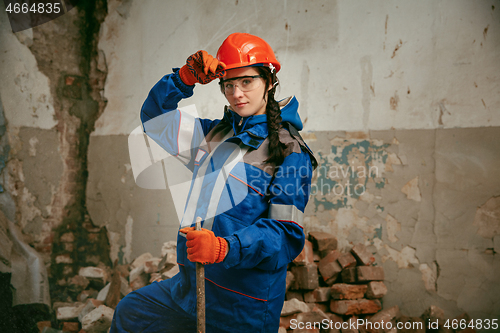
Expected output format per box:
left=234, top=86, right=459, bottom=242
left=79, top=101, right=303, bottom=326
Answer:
left=0, top=10, right=62, bottom=250
left=304, top=128, right=500, bottom=320
left=92, top=0, right=500, bottom=136
left=0, top=0, right=111, bottom=305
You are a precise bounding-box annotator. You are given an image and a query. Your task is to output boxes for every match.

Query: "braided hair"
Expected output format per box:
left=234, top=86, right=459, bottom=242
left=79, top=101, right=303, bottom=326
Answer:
left=254, top=66, right=287, bottom=166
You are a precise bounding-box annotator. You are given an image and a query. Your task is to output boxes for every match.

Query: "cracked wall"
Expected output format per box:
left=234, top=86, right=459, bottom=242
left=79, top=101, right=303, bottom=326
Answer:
left=304, top=128, right=500, bottom=321
left=0, top=0, right=111, bottom=304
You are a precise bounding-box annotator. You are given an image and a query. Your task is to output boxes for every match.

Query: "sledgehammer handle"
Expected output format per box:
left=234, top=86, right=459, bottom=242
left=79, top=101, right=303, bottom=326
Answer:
left=195, top=217, right=205, bottom=333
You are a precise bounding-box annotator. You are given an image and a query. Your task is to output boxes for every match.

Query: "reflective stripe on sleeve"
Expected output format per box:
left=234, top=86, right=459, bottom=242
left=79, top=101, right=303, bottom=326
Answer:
left=268, top=203, right=304, bottom=227
left=176, top=110, right=196, bottom=164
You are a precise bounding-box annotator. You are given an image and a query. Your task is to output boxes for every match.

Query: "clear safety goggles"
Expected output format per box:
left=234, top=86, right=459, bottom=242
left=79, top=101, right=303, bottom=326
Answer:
left=219, top=75, right=263, bottom=95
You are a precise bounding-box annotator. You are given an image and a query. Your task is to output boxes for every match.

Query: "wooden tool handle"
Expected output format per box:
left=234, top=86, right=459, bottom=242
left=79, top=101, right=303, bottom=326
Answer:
left=195, top=217, right=205, bottom=333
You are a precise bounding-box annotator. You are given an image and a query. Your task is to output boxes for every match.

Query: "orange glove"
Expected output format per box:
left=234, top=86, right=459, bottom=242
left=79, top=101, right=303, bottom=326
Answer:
left=179, top=50, right=226, bottom=85
left=179, top=227, right=228, bottom=264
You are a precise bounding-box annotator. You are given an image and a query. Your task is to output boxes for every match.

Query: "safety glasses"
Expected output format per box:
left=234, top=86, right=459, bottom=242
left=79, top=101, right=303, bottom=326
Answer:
left=219, top=75, right=263, bottom=95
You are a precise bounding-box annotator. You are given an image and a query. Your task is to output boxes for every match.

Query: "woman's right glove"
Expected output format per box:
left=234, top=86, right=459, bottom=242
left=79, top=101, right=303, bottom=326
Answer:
left=179, top=50, right=226, bottom=86
left=179, top=226, right=228, bottom=264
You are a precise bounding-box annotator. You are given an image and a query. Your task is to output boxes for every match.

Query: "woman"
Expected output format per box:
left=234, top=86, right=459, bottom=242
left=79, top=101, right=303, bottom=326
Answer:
left=111, top=32, right=317, bottom=333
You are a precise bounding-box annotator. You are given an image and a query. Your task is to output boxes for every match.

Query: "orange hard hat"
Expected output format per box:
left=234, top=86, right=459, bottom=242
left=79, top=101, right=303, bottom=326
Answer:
left=216, top=33, right=281, bottom=73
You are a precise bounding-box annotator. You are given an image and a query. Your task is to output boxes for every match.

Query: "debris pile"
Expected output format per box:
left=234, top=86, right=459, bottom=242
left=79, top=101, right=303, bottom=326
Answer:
left=279, top=231, right=476, bottom=333
left=38, top=241, right=178, bottom=333
left=37, top=233, right=476, bottom=333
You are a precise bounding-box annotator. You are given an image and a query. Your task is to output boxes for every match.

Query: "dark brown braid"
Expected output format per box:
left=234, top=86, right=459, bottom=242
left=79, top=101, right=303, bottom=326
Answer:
left=254, top=67, right=287, bottom=166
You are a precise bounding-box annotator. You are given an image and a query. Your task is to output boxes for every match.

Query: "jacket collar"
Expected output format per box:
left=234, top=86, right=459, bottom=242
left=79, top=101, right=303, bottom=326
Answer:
left=223, top=96, right=301, bottom=149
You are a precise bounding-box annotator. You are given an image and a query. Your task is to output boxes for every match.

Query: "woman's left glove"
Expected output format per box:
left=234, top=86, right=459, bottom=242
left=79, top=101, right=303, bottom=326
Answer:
left=179, top=227, right=228, bottom=264
left=179, top=50, right=226, bottom=85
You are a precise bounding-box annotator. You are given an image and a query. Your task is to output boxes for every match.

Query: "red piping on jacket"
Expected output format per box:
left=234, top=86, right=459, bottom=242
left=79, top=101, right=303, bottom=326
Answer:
left=176, top=263, right=267, bottom=302
left=276, top=219, right=304, bottom=229
left=229, top=174, right=264, bottom=196
left=205, top=277, right=267, bottom=302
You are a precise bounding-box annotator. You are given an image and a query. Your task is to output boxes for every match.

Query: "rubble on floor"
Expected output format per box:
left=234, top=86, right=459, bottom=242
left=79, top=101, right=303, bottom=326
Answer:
left=38, top=234, right=475, bottom=333
left=38, top=241, right=177, bottom=332
left=280, top=232, right=477, bottom=333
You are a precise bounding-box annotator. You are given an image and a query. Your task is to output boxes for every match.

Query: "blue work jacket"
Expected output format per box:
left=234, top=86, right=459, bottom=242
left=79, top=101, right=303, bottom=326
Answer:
left=140, top=69, right=316, bottom=333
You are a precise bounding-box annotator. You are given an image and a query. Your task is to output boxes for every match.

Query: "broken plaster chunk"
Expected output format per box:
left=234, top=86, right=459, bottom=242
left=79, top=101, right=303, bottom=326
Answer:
left=56, top=303, right=85, bottom=321
left=81, top=305, right=114, bottom=332
left=96, top=276, right=130, bottom=302
left=78, top=299, right=104, bottom=322
left=144, top=257, right=162, bottom=274
left=130, top=252, right=153, bottom=270
left=129, top=264, right=145, bottom=282
left=160, top=241, right=177, bottom=257
left=79, top=267, right=106, bottom=281
left=281, top=298, right=311, bottom=316
left=161, top=264, right=180, bottom=280
left=401, top=176, right=421, bottom=202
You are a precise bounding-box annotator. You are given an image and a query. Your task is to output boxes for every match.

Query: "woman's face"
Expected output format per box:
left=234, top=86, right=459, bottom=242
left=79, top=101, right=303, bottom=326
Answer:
left=222, top=67, right=269, bottom=118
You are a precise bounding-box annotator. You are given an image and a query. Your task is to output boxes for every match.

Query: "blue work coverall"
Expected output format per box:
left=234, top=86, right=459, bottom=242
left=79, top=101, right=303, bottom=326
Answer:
left=111, top=69, right=316, bottom=333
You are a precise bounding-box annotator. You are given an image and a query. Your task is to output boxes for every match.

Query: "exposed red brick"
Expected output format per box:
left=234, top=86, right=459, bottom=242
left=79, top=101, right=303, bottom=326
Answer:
left=286, top=291, right=304, bottom=302
left=365, top=281, right=387, bottom=299
left=304, top=287, right=331, bottom=303
left=356, top=266, right=384, bottom=282
left=294, top=239, right=315, bottom=265
left=365, top=306, right=399, bottom=333
left=308, top=231, right=338, bottom=252
left=342, top=316, right=360, bottom=333
left=280, top=313, right=298, bottom=329
left=331, top=283, right=367, bottom=300
left=62, top=321, right=80, bottom=332
left=37, top=321, right=52, bottom=332
left=318, top=250, right=342, bottom=284
left=308, top=302, right=329, bottom=314
left=291, top=264, right=319, bottom=290
left=286, top=271, right=295, bottom=291
left=337, top=252, right=357, bottom=269
left=341, top=267, right=357, bottom=283
left=295, top=311, right=329, bottom=332
left=330, top=299, right=382, bottom=315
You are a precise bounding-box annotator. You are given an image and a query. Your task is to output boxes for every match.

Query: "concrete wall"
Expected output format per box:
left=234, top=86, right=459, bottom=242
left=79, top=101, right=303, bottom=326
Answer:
left=1, top=0, right=499, bottom=323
